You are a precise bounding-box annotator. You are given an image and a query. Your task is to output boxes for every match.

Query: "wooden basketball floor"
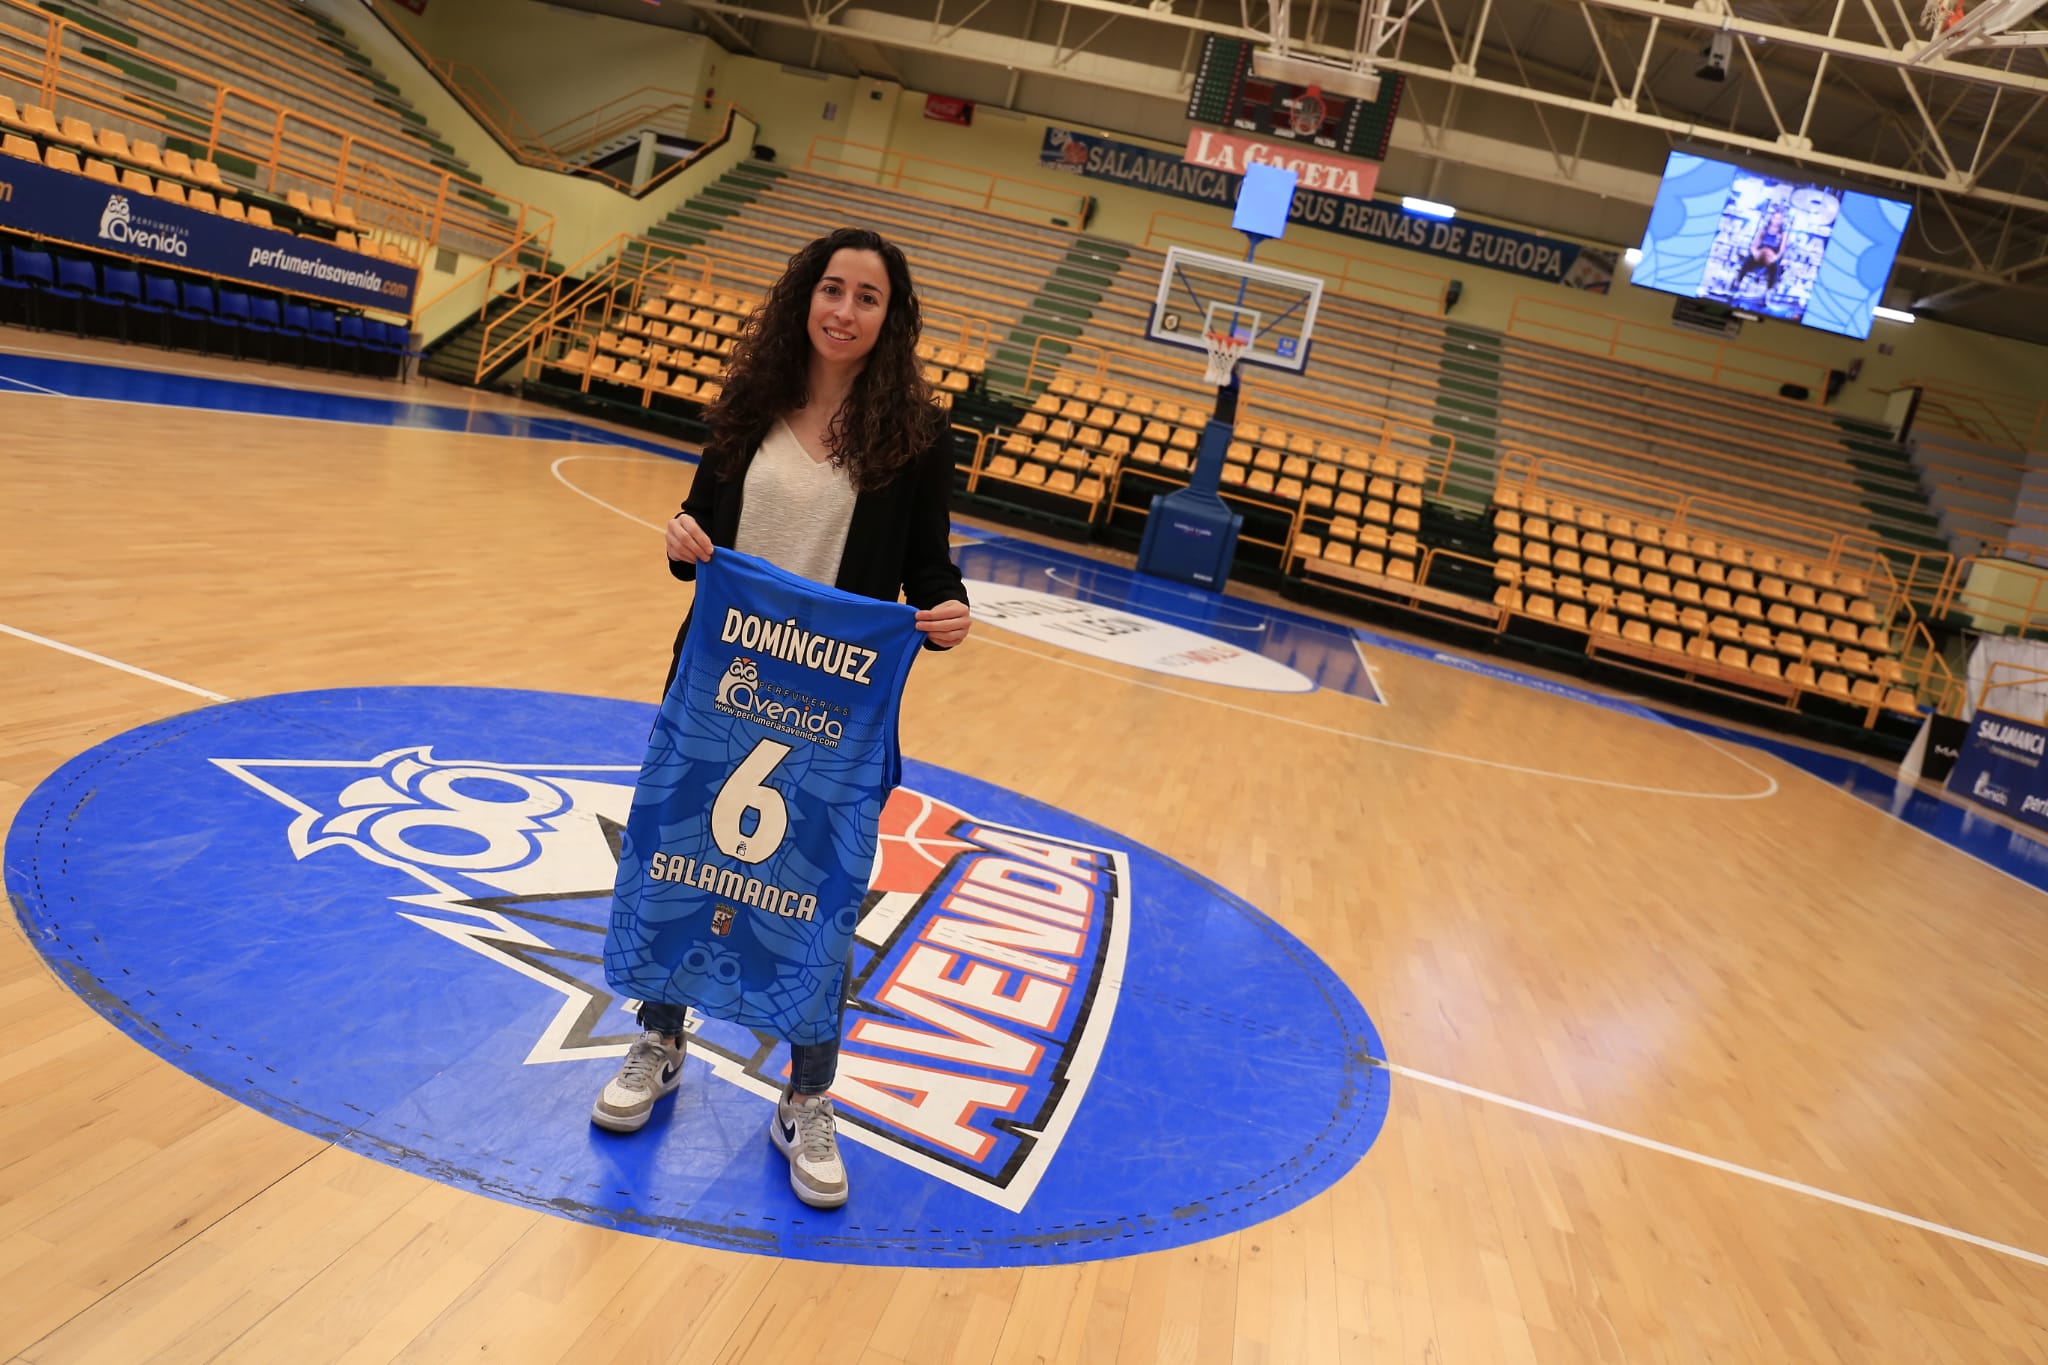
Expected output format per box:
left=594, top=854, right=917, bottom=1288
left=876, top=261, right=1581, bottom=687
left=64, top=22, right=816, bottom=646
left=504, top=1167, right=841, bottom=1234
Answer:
left=2, top=334, right=2045, bottom=1364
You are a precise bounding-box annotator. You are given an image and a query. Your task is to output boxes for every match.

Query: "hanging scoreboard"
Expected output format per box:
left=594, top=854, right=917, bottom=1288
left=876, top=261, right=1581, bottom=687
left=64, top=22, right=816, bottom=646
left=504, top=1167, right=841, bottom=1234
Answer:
left=1184, top=35, right=1404, bottom=162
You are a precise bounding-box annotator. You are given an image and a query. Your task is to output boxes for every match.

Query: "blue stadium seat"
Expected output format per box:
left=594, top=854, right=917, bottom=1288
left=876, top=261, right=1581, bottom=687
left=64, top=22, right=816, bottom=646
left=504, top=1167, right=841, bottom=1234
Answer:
left=0, top=245, right=33, bottom=325
left=176, top=280, right=234, bottom=354
left=372, top=318, right=420, bottom=378
left=306, top=307, right=347, bottom=371
left=142, top=274, right=182, bottom=347
left=337, top=314, right=371, bottom=374
left=9, top=247, right=58, bottom=328
left=281, top=301, right=323, bottom=367
left=51, top=256, right=99, bottom=335
left=117, top=269, right=172, bottom=345
left=217, top=290, right=275, bottom=362
left=355, top=317, right=402, bottom=377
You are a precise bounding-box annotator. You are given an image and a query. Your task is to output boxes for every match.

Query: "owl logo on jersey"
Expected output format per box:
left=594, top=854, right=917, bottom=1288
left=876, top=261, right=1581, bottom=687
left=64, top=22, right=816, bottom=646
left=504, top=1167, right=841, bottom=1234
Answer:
left=715, top=657, right=759, bottom=708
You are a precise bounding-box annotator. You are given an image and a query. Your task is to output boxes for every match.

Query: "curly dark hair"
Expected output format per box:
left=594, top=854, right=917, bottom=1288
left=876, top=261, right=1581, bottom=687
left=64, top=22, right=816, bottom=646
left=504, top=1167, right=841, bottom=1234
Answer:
left=703, top=227, right=943, bottom=492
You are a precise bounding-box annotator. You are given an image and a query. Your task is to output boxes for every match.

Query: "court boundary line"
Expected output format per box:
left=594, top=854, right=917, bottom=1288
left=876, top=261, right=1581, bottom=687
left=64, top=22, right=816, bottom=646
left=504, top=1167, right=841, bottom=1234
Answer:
left=0, top=624, right=228, bottom=701
left=1377, top=1058, right=2048, bottom=1270
left=971, top=634, right=1779, bottom=799
left=8, top=622, right=2046, bottom=1273
left=1775, top=755, right=2048, bottom=901
left=0, top=360, right=693, bottom=456
left=1351, top=636, right=1390, bottom=708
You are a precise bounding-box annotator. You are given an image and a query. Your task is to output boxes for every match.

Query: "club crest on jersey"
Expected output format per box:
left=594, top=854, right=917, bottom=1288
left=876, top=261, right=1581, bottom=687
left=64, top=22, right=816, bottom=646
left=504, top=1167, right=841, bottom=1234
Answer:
left=210, top=745, right=1129, bottom=1209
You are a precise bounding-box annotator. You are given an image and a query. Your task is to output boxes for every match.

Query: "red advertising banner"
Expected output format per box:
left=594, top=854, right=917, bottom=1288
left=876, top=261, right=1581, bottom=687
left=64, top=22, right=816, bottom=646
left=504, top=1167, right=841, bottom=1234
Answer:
left=1181, top=127, right=1380, bottom=202
left=924, top=95, right=974, bottom=127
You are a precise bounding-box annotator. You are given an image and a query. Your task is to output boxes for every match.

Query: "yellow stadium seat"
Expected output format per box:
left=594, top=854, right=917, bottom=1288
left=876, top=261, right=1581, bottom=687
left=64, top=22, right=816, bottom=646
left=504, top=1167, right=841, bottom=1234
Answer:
left=18, top=104, right=59, bottom=141
left=56, top=114, right=97, bottom=150
left=1, top=132, right=36, bottom=161
left=42, top=146, right=82, bottom=176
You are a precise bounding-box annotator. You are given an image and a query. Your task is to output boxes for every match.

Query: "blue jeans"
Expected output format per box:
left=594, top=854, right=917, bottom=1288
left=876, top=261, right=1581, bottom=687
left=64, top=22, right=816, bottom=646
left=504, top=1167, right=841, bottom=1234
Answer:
left=636, top=971, right=847, bottom=1097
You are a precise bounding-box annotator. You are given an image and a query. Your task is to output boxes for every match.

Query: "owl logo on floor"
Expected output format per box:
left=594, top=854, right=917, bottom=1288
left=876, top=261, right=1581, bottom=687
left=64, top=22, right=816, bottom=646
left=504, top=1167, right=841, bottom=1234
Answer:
left=715, top=656, right=758, bottom=709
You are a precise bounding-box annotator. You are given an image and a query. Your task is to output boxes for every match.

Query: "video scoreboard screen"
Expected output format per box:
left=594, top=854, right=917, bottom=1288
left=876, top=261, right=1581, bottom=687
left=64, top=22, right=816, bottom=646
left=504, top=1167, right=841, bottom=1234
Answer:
left=1185, top=35, right=1404, bottom=162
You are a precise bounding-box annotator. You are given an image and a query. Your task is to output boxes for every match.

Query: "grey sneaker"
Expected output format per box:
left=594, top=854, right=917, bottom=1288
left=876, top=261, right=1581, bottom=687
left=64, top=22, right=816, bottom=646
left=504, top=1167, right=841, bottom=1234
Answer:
left=770, top=1091, right=848, bottom=1208
left=590, top=1030, right=685, bottom=1133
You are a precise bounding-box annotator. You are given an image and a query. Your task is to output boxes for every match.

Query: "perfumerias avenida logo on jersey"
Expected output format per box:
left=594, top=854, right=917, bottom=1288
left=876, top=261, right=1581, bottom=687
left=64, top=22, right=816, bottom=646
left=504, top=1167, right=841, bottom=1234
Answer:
left=714, top=654, right=852, bottom=747
left=210, top=740, right=1127, bottom=1209
left=7, top=688, right=1388, bottom=1267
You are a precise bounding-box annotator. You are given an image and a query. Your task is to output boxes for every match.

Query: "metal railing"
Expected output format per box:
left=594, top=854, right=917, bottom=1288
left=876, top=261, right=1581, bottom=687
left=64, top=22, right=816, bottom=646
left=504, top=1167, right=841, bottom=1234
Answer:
left=1505, top=294, right=1836, bottom=407
left=803, top=137, right=1091, bottom=230
left=0, top=0, right=551, bottom=290
left=1909, top=378, right=2047, bottom=454
left=365, top=3, right=746, bottom=199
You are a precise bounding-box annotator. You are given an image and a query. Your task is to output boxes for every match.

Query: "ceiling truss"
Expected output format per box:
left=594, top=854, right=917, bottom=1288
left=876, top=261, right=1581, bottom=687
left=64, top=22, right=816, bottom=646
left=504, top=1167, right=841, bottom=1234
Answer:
left=677, top=0, right=2048, bottom=293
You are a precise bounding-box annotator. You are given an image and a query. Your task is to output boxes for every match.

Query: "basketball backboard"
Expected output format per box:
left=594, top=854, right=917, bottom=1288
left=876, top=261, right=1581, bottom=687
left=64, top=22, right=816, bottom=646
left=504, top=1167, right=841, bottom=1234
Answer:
left=1148, top=246, right=1324, bottom=377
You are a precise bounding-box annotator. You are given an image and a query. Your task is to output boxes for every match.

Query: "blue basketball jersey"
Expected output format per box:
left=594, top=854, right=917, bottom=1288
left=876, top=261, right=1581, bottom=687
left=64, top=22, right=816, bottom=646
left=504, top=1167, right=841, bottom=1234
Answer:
left=606, top=549, right=925, bottom=1044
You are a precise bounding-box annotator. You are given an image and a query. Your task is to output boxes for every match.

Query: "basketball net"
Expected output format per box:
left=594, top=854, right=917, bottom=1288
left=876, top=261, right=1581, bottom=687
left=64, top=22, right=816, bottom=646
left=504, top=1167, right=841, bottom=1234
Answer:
left=1291, top=86, right=1326, bottom=137
left=1203, top=331, right=1250, bottom=387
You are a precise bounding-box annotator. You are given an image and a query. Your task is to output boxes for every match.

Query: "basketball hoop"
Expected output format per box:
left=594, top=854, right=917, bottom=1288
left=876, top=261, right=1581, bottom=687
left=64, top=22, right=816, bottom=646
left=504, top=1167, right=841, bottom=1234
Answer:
left=1202, top=330, right=1250, bottom=386
left=1919, top=0, right=1964, bottom=31
left=1290, top=86, right=1326, bottom=137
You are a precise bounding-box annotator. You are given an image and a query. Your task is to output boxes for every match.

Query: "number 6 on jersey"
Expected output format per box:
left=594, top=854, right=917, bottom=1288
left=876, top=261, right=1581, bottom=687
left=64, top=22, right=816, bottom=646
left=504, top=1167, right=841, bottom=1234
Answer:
left=712, top=738, right=793, bottom=864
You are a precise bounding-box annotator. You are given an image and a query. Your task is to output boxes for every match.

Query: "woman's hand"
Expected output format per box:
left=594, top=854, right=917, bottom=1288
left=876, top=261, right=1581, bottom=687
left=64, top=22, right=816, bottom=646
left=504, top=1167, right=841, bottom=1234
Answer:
left=665, top=512, right=714, bottom=564
left=915, top=599, right=972, bottom=648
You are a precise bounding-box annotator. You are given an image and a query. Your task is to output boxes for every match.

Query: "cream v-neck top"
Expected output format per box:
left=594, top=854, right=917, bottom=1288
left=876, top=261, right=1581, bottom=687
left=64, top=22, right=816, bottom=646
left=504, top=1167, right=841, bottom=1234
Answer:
left=734, top=418, right=859, bottom=586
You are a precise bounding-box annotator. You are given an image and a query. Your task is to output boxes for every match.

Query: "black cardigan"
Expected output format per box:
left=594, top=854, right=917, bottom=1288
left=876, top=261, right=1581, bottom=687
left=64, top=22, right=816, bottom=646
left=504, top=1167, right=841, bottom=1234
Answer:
left=664, top=426, right=969, bottom=680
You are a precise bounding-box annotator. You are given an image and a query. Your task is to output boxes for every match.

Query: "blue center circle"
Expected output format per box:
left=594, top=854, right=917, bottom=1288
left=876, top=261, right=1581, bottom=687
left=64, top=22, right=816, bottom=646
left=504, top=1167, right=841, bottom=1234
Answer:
left=4, top=687, right=1390, bottom=1266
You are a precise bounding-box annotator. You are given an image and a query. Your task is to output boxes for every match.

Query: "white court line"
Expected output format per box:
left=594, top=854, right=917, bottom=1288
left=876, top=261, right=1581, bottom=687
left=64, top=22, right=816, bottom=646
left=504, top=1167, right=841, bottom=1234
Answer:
left=0, top=624, right=228, bottom=701
left=0, top=377, right=692, bottom=454
left=0, top=373, right=65, bottom=396
left=9, top=594, right=2036, bottom=1272
left=1775, top=756, right=2048, bottom=901
left=1352, top=636, right=1391, bottom=708
left=1379, top=1059, right=2048, bottom=1270
left=550, top=452, right=671, bottom=531
left=970, top=634, right=1778, bottom=800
